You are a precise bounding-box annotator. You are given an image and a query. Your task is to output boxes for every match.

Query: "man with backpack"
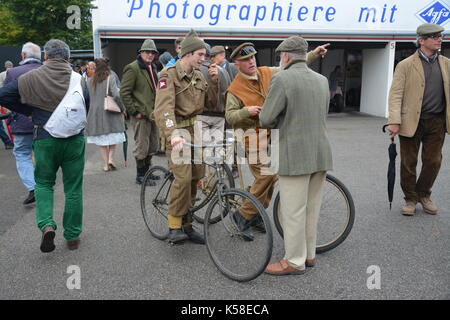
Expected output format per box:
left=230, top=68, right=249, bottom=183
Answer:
left=0, top=39, right=87, bottom=253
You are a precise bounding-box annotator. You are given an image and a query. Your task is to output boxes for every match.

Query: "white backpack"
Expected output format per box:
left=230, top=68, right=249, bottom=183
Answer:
left=44, top=71, right=87, bottom=138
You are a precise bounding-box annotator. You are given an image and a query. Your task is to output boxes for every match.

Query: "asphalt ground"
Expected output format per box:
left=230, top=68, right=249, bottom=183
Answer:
left=0, top=112, right=449, bottom=300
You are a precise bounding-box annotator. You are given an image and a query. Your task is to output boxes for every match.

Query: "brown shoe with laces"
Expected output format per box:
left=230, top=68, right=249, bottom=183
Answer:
left=419, top=197, right=438, bottom=215
left=264, top=259, right=306, bottom=276
left=401, top=201, right=416, bottom=216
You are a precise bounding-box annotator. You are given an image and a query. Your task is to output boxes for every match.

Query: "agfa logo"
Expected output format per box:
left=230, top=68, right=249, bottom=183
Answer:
left=417, top=1, right=450, bottom=25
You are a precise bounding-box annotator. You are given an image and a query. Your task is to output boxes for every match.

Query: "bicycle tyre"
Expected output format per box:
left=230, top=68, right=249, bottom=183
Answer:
left=140, top=166, right=172, bottom=240
left=192, top=163, right=235, bottom=224
left=204, top=188, right=273, bottom=282
left=273, top=174, right=355, bottom=254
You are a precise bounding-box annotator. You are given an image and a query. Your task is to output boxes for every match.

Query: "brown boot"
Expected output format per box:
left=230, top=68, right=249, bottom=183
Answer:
left=419, top=197, right=438, bottom=215
left=67, top=239, right=80, bottom=250
left=401, top=201, right=416, bottom=216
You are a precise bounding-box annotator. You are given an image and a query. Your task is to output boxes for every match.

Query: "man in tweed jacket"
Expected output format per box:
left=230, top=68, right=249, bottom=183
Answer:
left=260, top=36, right=332, bottom=276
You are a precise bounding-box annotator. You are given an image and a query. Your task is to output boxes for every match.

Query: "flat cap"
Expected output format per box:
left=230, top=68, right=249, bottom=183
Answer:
left=159, top=51, right=173, bottom=65
left=275, top=36, right=308, bottom=53
left=211, top=45, right=226, bottom=56
left=230, top=42, right=257, bottom=61
left=140, top=39, right=158, bottom=52
left=417, top=23, right=444, bottom=36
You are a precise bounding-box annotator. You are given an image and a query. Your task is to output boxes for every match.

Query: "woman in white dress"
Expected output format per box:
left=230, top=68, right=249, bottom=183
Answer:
left=85, top=58, right=126, bottom=172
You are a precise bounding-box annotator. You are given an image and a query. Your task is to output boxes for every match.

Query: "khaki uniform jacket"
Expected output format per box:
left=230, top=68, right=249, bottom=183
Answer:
left=259, top=61, right=333, bottom=176
left=120, top=58, right=158, bottom=119
left=154, top=61, right=218, bottom=139
left=226, top=51, right=317, bottom=129
left=388, top=50, right=450, bottom=137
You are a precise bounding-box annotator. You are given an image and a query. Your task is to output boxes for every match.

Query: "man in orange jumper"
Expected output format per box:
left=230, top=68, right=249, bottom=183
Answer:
left=225, top=42, right=329, bottom=241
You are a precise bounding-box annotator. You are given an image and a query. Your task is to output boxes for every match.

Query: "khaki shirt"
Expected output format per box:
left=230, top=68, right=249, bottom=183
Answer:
left=154, top=61, right=218, bottom=139
left=226, top=52, right=317, bottom=129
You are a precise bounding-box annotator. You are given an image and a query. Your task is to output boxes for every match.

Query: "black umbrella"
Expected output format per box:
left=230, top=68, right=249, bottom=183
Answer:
left=382, top=124, right=397, bottom=210
left=123, top=122, right=128, bottom=167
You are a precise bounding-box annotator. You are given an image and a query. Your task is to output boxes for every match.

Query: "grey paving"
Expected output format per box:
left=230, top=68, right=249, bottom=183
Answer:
left=0, top=112, right=449, bottom=300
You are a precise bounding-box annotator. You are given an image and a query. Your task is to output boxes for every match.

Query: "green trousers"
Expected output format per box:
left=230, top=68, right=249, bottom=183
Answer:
left=33, top=136, right=85, bottom=241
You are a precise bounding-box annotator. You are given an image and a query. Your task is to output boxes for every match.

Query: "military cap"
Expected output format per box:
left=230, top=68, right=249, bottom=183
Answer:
left=275, top=36, right=308, bottom=53
left=417, top=23, right=445, bottom=36
left=230, top=42, right=257, bottom=61
left=180, top=29, right=206, bottom=56
left=210, top=45, right=226, bottom=56
left=139, top=39, right=158, bottom=53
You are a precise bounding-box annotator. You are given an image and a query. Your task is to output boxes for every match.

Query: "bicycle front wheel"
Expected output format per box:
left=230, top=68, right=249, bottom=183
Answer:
left=273, top=174, right=355, bottom=254
left=140, top=166, right=172, bottom=240
left=192, top=164, right=234, bottom=224
left=204, top=188, right=273, bottom=282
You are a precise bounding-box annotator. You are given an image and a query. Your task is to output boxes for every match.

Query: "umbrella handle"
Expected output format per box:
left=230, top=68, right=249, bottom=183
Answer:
left=382, top=124, right=395, bottom=143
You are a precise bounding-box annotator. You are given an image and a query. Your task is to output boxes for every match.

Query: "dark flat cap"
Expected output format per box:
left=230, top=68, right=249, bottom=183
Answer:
left=230, top=42, right=257, bottom=61
left=417, top=23, right=444, bottom=36
left=211, top=45, right=226, bottom=56
left=275, top=36, right=308, bottom=53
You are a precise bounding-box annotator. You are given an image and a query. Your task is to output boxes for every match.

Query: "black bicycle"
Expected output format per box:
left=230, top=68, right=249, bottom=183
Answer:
left=272, top=174, right=355, bottom=253
left=140, top=139, right=273, bottom=282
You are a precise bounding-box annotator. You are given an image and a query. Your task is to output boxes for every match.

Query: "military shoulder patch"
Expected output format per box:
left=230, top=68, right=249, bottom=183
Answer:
left=159, top=79, right=168, bottom=89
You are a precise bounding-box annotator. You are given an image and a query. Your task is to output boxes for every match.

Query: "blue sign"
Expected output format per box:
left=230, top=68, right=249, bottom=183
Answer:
left=417, top=1, right=450, bottom=25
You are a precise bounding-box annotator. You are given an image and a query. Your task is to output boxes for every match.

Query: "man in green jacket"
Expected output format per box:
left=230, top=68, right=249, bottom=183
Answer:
left=121, top=39, right=160, bottom=185
left=260, top=36, right=333, bottom=276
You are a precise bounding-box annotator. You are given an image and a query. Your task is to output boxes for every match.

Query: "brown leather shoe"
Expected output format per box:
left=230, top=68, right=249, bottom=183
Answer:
left=264, top=259, right=305, bottom=276
left=306, top=259, right=316, bottom=268
left=40, top=226, right=56, bottom=253
left=401, top=201, right=416, bottom=216
left=419, top=197, right=438, bottom=215
left=67, top=239, right=80, bottom=250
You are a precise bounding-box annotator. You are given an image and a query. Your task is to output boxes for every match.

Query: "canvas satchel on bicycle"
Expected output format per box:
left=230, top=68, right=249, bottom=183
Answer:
left=104, top=76, right=121, bottom=113
left=44, top=71, right=87, bottom=138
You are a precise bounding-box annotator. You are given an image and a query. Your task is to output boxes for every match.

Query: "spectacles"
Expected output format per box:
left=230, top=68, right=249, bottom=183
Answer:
left=424, top=34, right=444, bottom=40
left=240, top=46, right=257, bottom=57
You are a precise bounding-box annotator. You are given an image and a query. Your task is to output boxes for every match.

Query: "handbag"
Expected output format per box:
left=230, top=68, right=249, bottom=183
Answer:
left=104, top=76, right=121, bottom=113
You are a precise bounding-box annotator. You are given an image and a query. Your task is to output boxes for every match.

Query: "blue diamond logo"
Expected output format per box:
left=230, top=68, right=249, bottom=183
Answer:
left=417, top=1, right=450, bottom=25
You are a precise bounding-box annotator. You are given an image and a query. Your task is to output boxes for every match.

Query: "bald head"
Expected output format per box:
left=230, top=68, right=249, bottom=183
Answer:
left=22, top=42, right=41, bottom=60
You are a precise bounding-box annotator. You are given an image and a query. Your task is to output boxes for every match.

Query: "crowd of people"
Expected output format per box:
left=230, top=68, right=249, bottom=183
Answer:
left=0, top=22, right=448, bottom=277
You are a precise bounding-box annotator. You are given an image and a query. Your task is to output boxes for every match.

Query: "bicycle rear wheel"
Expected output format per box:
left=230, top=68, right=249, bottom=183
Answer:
left=204, top=188, right=273, bottom=282
left=192, top=164, right=234, bottom=224
left=140, top=166, right=172, bottom=240
left=273, top=174, right=355, bottom=254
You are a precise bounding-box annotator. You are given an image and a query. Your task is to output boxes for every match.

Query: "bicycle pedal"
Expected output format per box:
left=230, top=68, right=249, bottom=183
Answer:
left=167, top=240, right=185, bottom=246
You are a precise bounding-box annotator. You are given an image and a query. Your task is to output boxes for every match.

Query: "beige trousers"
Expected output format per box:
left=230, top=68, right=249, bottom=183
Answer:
left=278, top=171, right=327, bottom=269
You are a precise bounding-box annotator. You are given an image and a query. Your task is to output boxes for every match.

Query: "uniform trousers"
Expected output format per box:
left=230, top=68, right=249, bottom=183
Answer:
left=165, top=125, right=205, bottom=229
left=278, top=171, right=327, bottom=269
left=239, top=131, right=277, bottom=220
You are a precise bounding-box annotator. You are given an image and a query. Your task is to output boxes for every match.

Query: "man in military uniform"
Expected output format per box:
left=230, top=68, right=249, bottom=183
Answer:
left=121, top=39, right=160, bottom=185
left=154, top=30, right=219, bottom=244
left=225, top=41, right=329, bottom=241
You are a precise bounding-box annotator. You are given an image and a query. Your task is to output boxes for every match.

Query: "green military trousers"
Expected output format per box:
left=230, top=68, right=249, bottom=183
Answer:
left=32, top=136, right=85, bottom=241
